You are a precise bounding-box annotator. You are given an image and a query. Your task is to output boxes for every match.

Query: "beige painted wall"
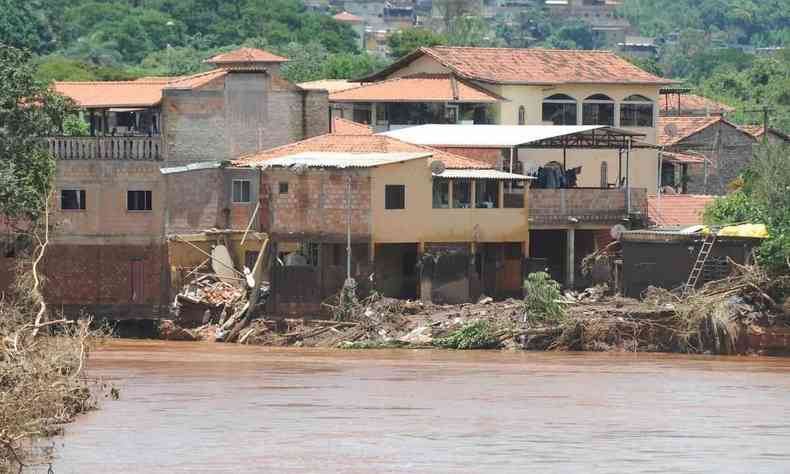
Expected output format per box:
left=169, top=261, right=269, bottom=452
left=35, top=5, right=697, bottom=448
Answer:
left=53, top=161, right=165, bottom=244
left=370, top=158, right=529, bottom=244
left=388, top=55, right=452, bottom=78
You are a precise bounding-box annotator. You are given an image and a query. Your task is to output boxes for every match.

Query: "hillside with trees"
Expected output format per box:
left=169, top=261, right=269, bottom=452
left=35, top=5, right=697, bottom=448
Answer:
left=0, top=0, right=787, bottom=130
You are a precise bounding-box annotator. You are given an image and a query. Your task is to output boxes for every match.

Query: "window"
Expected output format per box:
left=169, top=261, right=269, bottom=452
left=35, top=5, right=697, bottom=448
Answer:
left=542, top=94, right=577, bottom=125
left=452, top=180, right=471, bottom=208
left=130, top=259, right=144, bottom=303
left=620, top=94, right=654, bottom=127
left=475, top=179, right=500, bottom=208
left=279, top=182, right=289, bottom=194
left=518, top=106, right=526, bottom=125
left=432, top=179, right=450, bottom=208
left=600, top=161, right=609, bottom=188
left=127, top=190, right=152, bottom=211
left=232, top=180, right=251, bottom=203
left=61, top=189, right=86, bottom=210
left=353, top=103, right=372, bottom=124
left=582, top=94, right=614, bottom=126
left=385, top=185, right=405, bottom=209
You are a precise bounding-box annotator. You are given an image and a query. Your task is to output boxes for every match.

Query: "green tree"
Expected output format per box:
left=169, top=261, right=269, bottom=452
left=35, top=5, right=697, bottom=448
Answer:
left=0, top=0, right=52, bottom=53
left=387, top=28, right=447, bottom=59
left=0, top=46, right=74, bottom=223
left=704, top=144, right=790, bottom=272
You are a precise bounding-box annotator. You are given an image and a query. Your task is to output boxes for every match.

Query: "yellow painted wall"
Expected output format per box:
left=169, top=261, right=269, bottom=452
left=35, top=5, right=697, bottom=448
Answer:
left=381, top=56, right=663, bottom=193
left=389, top=55, right=452, bottom=77
left=370, top=158, right=529, bottom=244
left=478, top=82, right=660, bottom=191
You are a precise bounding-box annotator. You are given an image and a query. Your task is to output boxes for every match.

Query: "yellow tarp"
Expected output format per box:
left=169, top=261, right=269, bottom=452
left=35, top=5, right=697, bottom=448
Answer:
left=717, top=224, right=769, bottom=238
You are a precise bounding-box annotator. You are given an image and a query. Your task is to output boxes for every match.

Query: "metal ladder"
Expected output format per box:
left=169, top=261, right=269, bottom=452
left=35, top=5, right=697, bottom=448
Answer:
left=683, top=230, right=718, bottom=296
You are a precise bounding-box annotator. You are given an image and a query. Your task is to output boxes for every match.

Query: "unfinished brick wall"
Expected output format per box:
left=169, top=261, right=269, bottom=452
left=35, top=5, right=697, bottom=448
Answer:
left=529, top=188, right=647, bottom=225
left=264, top=169, right=372, bottom=242
left=670, top=122, right=756, bottom=196
left=42, top=243, right=169, bottom=319
left=162, top=71, right=329, bottom=163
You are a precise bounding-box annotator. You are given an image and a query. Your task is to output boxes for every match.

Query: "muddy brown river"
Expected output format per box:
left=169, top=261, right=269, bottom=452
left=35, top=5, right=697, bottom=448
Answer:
left=45, top=340, right=790, bottom=473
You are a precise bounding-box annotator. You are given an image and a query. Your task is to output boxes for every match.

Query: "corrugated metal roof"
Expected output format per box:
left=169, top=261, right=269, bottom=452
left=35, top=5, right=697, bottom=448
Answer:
left=160, top=161, right=226, bottom=175
left=381, top=124, right=642, bottom=148
left=254, top=152, right=432, bottom=169
left=435, top=169, right=533, bottom=180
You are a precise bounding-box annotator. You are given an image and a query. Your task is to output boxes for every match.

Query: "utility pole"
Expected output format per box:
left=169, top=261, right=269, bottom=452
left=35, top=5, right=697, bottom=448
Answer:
left=745, top=105, right=776, bottom=145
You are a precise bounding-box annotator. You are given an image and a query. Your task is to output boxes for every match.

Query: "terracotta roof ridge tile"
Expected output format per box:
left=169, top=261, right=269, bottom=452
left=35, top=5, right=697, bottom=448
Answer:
left=427, top=45, right=618, bottom=54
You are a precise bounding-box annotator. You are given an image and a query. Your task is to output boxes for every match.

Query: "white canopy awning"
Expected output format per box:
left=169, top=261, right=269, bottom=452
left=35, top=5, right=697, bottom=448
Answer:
left=381, top=124, right=645, bottom=148
left=434, top=169, right=533, bottom=180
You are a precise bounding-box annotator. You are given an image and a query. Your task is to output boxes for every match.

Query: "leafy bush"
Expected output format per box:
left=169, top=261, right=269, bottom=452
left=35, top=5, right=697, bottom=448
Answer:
left=704, top=144, right=790, bottom=273
left=522, top=272, right=566, bottom=325
left=433, top=321, right=500, bottom=350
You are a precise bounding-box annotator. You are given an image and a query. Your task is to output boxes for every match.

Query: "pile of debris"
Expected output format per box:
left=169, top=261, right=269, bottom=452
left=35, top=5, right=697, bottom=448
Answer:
left=164, top=235, right=273, bottom=343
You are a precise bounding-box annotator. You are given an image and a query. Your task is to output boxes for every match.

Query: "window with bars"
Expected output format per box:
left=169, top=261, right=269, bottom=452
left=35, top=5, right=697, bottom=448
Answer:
left=542, top=94, right=577, bottom=125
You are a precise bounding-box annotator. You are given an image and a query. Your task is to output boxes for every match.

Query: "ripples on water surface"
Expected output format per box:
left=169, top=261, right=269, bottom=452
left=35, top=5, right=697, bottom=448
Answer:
left=47, top=340, right=790, bottom=473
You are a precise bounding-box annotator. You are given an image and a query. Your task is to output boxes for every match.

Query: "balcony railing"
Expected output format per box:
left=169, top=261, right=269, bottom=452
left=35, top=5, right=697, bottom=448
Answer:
left=529, top=187, right=647, bottom=225
left=47, top=136, right=162, bottom=161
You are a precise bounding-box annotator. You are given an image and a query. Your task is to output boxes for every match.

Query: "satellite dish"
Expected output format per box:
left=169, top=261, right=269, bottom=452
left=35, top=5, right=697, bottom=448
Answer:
left=430, top=160, right=446, bottom=175
left=291, top=164, right=307, bottom=175
left=610, top=224, right=627, bottom=241
left=664, top=123, right=678, bottom=138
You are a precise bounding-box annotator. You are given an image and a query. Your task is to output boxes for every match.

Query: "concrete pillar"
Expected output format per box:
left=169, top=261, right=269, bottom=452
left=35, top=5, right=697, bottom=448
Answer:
left=566, top=227, right=575, bottom=288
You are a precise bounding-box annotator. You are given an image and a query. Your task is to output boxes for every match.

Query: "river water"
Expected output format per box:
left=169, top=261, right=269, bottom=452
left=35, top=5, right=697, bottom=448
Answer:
left=46, top=340, right=790, bottom=473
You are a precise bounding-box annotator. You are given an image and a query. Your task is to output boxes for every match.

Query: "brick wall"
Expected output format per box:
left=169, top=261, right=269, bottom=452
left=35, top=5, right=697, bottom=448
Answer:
left=529, top=188, right=647, bottom=225
left=42, top=243, right=168, bottom=319
left=264, top=169, right=372, bottom=242
left=162, top=71, right=329, bottom=163
left=671, top=122, right=756, bottom=195
left=436, top=146, right=501, bottom=168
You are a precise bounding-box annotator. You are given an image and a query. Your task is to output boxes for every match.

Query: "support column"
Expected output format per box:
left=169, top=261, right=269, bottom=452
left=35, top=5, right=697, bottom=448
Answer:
left=566, top=227, right=575, bottom=288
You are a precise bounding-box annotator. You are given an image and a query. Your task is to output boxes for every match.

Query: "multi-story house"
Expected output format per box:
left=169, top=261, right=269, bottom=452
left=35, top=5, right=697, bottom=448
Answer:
left=42, top=48, right=329, bottom=319
left=328, top=46, right=671, bottom=285
left=232, top=120, right=531, bottom=313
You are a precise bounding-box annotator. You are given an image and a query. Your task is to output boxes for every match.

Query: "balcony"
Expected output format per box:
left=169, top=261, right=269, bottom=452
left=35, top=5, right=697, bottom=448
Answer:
left=47, top=136, right=162, bottom=161
left=529, top=187, right=647, bottom=226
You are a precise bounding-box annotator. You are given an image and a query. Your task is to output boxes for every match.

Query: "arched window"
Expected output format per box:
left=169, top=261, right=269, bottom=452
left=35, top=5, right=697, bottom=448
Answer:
left=518, top=106, right=526, bottom=125
left=542, top=94, right=577, bottom=125
left=583, top=94, right=614, bottom=126
left=620, top=94, right=654, bottom=127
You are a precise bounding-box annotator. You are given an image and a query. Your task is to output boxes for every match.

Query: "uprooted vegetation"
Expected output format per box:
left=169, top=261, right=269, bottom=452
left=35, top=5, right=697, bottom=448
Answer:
left=0, top=285, right=102, bottom=472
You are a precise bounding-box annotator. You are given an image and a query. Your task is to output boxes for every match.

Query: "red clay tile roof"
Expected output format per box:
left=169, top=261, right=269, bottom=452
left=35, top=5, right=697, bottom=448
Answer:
left=659, top=94, right=734, bottom=115
left=333, top=11, right=364, bottom=23
left=332, top=118, right=374, bottom=135
left=54, top=69, right=231, bottom=108
left=164, top=69, right=228, bottom=90
left=234, top=133, right=492, bottom=169
left=361, top=46, right=675, bottom=85
left=330, top=74, right=505, bottom=103
left=205, top=47, right=288, bottom=65
left=658, top=116, right=756, bottom=147
left=53, top=79, right=172, bottom=108
left=298, top=79, right=360, bottom=93
left=739, top=125, right=790, bottom=141
left=658, top=116, right=722, bottom=146
left=648, top=194, right=715, bottom=227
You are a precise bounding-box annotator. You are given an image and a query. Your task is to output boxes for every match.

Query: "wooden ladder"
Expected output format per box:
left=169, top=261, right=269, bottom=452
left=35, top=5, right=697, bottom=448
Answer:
left=683, top=230, right=718, bottom=296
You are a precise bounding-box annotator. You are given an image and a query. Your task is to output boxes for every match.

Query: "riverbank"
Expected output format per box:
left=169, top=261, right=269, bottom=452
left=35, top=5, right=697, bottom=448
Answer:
left=157, top=266, right=790, bottom=356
